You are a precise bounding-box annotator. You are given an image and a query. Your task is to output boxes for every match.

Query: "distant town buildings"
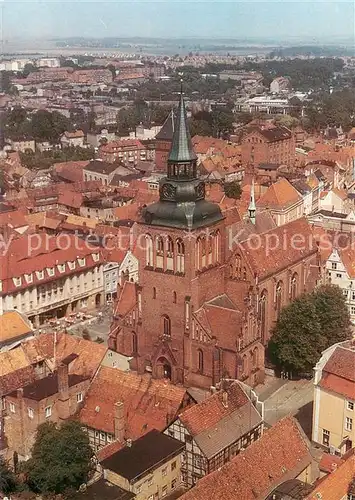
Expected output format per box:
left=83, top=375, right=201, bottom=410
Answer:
left=270, top=76, right=292, bottom=93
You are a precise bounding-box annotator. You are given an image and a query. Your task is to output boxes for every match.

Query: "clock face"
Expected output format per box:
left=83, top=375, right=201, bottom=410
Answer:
left=196, top=182, right=205, bottom=199
left=162, top=183, right=175, bottom=200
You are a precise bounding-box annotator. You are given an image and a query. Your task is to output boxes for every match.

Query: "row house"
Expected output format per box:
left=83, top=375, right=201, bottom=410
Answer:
left=319, top=187, right=350, bottom=214
left=101, top=430, right=184, bottom=500
left=1, top=234, right=104, bottom=326
left=165, top=380, right=263, bottom=488
left=180, top=417, right=312, bottom=500
left=0, top=332, right=108, bottom=455
left=78, top=365, right=191, bottom=453
left=3, top=360, right=90, bottom=460
left=100, top=139, right=147, bottom=166
left=324, top=246, right=355, bottom=324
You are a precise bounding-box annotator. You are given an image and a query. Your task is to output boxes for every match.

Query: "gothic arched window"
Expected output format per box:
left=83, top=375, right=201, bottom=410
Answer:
left=259, top=290, right=267, bottom=342
left=176, top=239, right=185, bottom=273
left=235, top=254, right=242, bottom=279
left=291, top=273, right=298, bottom=300
left=198, top=349, right=204, bottom=373
left=132, top=332, right=137, bottom=354
left=201, top=237, right=207, bottom=268
left=276, top=281, right=283, bottom=317
left=163, top=315, right=171, bottom=336
left=156, top=236, right=164, bottom=269
left=166, top=236, right=174, bottom=271
left=145, top=234, right=153, bottom=267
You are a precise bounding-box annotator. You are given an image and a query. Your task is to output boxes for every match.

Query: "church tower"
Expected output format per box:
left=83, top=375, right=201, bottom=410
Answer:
left=143, top=91, right=223, bottom=230
left=130, top=90, right=226, bottom=385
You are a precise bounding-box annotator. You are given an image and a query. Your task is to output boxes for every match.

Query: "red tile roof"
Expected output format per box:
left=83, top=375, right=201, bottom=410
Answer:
left=63, top=130, right=84, bottom=139
left=0, top=233, right=103, bottom=293
left=240, top=217, right=317, bottom=280
left=339, top=247, right=355, bottom=279
left=53, top=160, right=90, bottom=183
left=96, top=439, right=124, bottom=462
left=179, top=382, right=248, bottom=437
left=0, top=209, right=29, bottom=229
left=113, top=203, right=140, bottom=221
left=306, top=451, right=355, bottom=500
left=114, top=281, right=137, bottom=317
left=257, top=178, right=302, bottom=210
left=0, top=365, right=36, bottom=397
left=101, top=139, right=145, bottom=153
left=22, top=333, right=107, bottom=379
left=194, top=301, right=243, bottom=352
left=319, top=372, right=355, bottom=401
left=79, top=366, right=187, bottom=438
left=319, top=452, right=343, bottom=474
left=324, top=346, right=355, bottom=382
left=180, top=417, right=311, bottom=500
left=57, top=190, right=83, bottom=209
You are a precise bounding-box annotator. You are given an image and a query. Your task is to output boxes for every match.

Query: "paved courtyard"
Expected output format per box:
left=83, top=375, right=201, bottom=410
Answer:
left=262, top=379, right=314, bottom=436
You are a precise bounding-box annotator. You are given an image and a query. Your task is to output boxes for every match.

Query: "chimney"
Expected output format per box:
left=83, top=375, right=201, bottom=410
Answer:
left=57, top=363, right=70, bottom=421
left=114, top=401, right=125, bottom=442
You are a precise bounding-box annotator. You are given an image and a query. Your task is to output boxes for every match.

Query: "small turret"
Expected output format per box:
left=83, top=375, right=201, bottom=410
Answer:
left=248, top=178, right=256, bottom=225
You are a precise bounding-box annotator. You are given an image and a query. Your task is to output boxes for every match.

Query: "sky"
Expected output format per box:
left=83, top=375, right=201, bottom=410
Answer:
left=2, top=0, right=355, bottom=42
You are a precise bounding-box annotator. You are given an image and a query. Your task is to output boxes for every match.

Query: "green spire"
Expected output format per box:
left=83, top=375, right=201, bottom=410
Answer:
left=168, top=85, right=197, bottom=163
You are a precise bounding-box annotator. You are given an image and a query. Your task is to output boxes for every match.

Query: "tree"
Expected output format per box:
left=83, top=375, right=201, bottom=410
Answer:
left=25, top=421, right=94, bottom=495
left=30, top=110, right=71, bottom=143
left=274, top=114, right=300, bottom=129
left=224, top=180, right=242, bottom=200
left=0, top=71, right=12, bottom=93
left=107, top=64, right=116, bottom=80
left=0, top=456, right=18, bottom=494
left=269, top=285, right=352, bottom=375
left=312, top=284, right=352, bottom=345
left=189, top=118, right=212, bottom=137
left=22, top=63, right=38, bottom=78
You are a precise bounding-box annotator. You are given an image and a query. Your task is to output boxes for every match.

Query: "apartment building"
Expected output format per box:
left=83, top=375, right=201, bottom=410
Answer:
left=241, top=125, right=295, bottom=167
left=313, top=341, right=355, bottom=455
left=325, top=247, right=355, bottom=324
left=1, top=234, right=104, bottom=326
left=100, top=139, right=147, bottom=166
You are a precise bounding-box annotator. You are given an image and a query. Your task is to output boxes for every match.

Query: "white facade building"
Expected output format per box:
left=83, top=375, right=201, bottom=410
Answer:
left=1, top=235, right=104, bottom=327
left=325, top=248, right=355, bottom=324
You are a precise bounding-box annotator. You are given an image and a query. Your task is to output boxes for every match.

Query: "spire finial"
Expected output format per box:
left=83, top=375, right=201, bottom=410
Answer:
left=167, top=78, right=197, bottom=165
left=180, top=78, right=183, bottom=96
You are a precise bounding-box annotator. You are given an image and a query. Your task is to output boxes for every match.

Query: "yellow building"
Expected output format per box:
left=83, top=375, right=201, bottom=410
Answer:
left=312, top=341, right=355, bottom=455
left=102, top=429, right=184, bottom=500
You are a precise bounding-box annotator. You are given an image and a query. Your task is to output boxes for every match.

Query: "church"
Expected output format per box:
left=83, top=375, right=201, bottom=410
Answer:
left=109, top=91, right=319, bottom=389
